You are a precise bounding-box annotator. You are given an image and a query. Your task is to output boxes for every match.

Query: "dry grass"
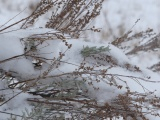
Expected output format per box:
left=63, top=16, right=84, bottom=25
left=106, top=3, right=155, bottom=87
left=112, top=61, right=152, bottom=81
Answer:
left=0, top=0, right=160, bottom=120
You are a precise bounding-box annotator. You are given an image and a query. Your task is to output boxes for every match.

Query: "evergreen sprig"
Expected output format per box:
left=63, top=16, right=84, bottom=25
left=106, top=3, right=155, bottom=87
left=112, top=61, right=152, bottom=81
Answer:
left=81, top=45, right=111, bottom=57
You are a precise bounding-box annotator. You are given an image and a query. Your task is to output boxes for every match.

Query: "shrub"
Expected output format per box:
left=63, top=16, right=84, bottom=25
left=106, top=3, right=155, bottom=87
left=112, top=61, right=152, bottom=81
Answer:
left=0, top=0, right=160, bottom=120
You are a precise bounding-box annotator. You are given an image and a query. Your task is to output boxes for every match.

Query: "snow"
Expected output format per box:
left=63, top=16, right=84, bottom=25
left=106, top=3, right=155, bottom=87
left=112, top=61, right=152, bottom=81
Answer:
left=93, top=0, right=160, bottom=40
left=0, top=88, right=37, bottom=120
left=0, top=0, right=160, bottom=119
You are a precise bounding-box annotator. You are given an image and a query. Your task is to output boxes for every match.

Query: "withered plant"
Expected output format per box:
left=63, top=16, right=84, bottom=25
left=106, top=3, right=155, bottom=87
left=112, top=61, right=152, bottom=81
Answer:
left=0, top=0, right=160, bottom=120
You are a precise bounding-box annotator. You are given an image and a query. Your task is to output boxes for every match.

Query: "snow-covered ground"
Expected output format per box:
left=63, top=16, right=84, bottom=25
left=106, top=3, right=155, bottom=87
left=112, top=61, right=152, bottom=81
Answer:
left=0, top=0, right=160, bottom=119
left=92, top=0, right=160, bottom=40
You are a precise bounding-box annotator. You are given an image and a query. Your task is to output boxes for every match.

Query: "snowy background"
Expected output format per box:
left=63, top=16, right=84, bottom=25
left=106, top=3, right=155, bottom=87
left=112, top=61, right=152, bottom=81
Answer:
left=0, top=0, right=160, bottom=119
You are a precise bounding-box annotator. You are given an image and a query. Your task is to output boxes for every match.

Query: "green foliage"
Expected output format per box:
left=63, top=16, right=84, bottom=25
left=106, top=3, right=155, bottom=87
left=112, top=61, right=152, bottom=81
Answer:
left=7, top=115, right=17, bottom=120
left=21, top=105, right=44, bottom=120
left=81, top=45, right=111, bottom=57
